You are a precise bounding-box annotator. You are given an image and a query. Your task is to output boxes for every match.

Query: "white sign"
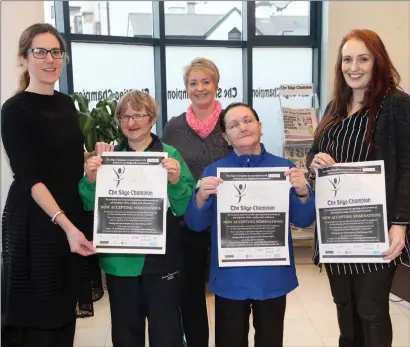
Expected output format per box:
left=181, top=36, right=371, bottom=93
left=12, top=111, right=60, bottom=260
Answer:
left=315, top=161, right=390, bottom=263
left=216, top=167, right=290, bottom=267
left=279, top=84, right=313, bottom=97
left=93, top=152, right=168, bottom=254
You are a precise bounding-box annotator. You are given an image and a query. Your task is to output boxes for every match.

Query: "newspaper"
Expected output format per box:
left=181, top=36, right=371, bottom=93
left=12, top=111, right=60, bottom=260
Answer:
left=284, top=145, right=311, bottom=173
left=280, top=84, right=314, bottom=97
left=283, top=107, right=318, bottom=143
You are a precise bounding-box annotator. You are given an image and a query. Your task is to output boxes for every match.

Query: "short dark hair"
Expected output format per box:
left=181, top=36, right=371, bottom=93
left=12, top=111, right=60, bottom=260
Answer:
left=219, top=102, right=260, bottom=133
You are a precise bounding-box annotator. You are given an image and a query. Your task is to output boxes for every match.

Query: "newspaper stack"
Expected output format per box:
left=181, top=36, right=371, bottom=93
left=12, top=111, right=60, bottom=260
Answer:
left=279, top=84, right=318, bottom=240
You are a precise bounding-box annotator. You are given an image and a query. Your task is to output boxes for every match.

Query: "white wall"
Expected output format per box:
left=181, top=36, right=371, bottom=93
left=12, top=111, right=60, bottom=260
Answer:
left=321, top=1, right=410, bottom=109
left=0, top=1, right=45, bottom=213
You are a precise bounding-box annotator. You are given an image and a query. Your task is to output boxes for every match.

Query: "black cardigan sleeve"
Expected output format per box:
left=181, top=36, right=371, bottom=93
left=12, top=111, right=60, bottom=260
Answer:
left=392, top=92, right=410, bottom=221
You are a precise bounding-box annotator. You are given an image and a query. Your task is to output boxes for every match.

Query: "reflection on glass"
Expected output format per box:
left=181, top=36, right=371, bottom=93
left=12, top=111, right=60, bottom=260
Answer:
left=164, top=1, right=243, bottom=40
left=255, top=1, right=310, bottom=36
left=71, top=43, right=155, bottom=109
left=43, top=1, right=56, bottom=27
left=68, top=1, right=153, bottom=37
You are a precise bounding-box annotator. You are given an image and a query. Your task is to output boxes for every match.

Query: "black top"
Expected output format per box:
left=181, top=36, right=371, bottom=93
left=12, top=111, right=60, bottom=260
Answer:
left=1, top=91, right=92, bottom=328
left=307, top=90, right=410, bottom=275
left=162, top=112, right=232, bottom=181
left=317, top=109, right=371, bottom=164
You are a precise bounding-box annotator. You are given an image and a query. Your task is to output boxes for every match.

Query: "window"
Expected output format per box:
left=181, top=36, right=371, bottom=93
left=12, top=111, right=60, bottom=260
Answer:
left=255, top=1, right=310, bottom=36
left=68, top=1, right=153, bottom=37
left=166, top=46, right=243, bottom=120
left=43, top=1, right=56, bottom=27
left=70, top=43, right=155, bottom=108
left=54, top=1, right=321, bottom=137
left=252, top=47, right=313, bottom=155
left=164, top=1, right=243, bottom=40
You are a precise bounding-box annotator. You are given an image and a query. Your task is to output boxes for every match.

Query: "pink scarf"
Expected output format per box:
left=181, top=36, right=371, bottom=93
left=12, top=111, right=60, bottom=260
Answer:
left=186, top=101, right=222, bottom=138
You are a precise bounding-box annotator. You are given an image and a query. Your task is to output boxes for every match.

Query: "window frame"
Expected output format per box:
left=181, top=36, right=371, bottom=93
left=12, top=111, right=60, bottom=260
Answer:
left=54, top=1, right=322, bottom=136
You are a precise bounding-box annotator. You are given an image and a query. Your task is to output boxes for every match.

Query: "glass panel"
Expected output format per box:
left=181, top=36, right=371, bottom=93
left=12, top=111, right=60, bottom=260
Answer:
left=71, top=42, right=156, bottom=132
left=166, top=46, right=243, bottom=120
left=44, top=1, right=56, bottom=27
left=43, top=2, right=59, bottom=90
left=68, top=1, right=153, bottom=37
left=255, top=1, right=310, bottom=36
left=252, top=47, right=313, bottom=155
left=164, top=1, right=243, bottom=40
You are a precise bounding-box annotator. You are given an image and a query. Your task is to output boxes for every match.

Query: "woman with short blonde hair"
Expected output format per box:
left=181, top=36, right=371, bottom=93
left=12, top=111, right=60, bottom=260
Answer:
left=162, top=57, right=231, bottom=347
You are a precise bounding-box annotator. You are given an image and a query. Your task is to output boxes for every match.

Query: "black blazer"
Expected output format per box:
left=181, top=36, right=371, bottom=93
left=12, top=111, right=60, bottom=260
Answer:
left=307, top=90, right=410, bottom=225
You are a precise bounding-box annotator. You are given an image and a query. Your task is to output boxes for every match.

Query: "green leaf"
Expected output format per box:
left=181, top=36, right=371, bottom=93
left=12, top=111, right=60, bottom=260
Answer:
left=77, top=111, right=94, bottom=133
left=85, top=131, right=97, bottom=152
left=96, top=105, right=112, bottom=123
left=70, top=93, right=89, bottom=113
left=70, top=92, right=119, bottom=150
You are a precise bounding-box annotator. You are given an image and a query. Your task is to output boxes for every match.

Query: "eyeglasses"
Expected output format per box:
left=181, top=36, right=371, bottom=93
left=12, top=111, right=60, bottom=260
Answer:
left=226, top=118, right=257, bottom=131
left=119, top=114, right=150, bottom=123
left=25, top=48, right=65, bottom=59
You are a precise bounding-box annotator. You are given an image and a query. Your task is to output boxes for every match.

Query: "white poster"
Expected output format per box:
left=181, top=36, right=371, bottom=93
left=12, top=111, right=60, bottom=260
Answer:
left=216, top=167, right=290, bottom=267
left=93, top=152, right=168, bottom=254
left=315, top=161, right=390, bottom=263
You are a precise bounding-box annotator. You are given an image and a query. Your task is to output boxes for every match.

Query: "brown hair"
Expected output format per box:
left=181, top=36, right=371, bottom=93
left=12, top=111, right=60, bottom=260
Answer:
left=315, top=29, right=401, bottom=145
left=183, top=57, right=220, bottom=89
left=116, top=90, right=158, bottom=122
left=17, top=23, right=68, bottom=92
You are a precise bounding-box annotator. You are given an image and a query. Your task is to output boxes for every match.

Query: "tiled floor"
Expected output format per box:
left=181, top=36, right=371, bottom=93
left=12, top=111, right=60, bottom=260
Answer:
left=74, top=264, right=410, bottom=347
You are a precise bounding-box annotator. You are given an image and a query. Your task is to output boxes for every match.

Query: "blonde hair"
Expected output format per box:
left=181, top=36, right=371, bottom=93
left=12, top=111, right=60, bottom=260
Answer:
left=183, top=57, right=220, bottom=89
left=17, top=23, right=68, bottom=93
left=116, top=90, right=158, bottom=121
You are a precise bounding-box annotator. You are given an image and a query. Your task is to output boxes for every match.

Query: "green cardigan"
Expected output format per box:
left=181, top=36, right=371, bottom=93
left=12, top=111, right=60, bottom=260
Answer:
left=78, top=142, right=196, bottom=276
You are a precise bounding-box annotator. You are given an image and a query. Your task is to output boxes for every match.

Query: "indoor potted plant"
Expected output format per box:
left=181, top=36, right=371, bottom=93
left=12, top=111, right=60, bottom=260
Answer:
left=71, top=92, right=124, bottom=151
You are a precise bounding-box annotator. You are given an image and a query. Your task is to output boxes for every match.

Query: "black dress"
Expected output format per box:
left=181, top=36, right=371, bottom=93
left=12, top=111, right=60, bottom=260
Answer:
left=1, top=91, right=93, bottom=331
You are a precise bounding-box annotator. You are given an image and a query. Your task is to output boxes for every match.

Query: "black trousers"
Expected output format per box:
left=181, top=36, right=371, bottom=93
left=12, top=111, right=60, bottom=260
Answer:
left=106, top=272, right=185, bottom=347
left=215, top=294, right=287, bottom=347
left=326, top=265, right=397, bottom=347
left=2, top=321, right=76, bottom=347
left=180, top=226, right=210, bottom=347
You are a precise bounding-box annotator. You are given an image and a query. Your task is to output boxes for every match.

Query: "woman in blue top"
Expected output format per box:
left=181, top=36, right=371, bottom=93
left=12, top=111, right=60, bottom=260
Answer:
left=184, top=102, right=316, bottom=347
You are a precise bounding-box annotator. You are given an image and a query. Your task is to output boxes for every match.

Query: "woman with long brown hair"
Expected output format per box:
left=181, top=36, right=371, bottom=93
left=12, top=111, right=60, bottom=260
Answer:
left=307, top=29, right=410, bottom=347
left=1, top=23, right=95, bottom=346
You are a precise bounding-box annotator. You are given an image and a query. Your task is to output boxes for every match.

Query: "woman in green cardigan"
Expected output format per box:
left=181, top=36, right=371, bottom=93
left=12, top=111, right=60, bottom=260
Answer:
left=79, top=90, right=196, bottom=347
